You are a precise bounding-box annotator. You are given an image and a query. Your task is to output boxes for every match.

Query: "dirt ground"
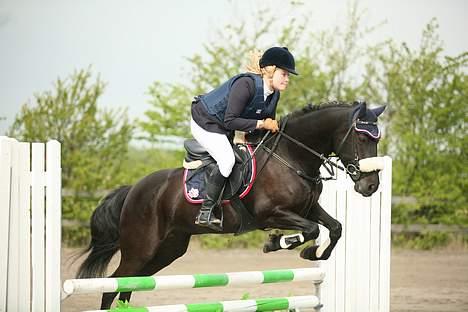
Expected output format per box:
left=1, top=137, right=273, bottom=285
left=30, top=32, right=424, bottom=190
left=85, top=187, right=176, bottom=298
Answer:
left=61, top=244, right=468, bottom=312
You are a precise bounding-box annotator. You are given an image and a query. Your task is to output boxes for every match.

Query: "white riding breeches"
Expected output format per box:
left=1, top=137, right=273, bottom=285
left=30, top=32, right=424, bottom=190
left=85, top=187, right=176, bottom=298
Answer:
left=190, top=118, right=235, bottom=178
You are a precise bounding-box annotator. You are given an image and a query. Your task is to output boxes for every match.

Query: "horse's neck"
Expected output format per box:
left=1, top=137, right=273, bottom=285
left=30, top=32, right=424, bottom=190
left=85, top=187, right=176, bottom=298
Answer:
left=278, top=108, right=348, bottom=173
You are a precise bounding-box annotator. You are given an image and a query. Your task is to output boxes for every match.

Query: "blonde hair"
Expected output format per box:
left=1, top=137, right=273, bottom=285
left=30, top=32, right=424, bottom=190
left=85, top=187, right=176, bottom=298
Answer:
left=245, top=49, right=276, bottom=79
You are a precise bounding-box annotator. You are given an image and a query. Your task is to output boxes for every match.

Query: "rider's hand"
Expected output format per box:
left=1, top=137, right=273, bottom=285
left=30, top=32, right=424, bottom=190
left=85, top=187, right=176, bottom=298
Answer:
left=263, top=118, right=279, bottom=133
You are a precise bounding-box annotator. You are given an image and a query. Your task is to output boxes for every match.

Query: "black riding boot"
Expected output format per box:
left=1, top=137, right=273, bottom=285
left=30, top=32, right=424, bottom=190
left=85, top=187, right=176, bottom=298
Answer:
left=195, top=166, right=226, bottom=231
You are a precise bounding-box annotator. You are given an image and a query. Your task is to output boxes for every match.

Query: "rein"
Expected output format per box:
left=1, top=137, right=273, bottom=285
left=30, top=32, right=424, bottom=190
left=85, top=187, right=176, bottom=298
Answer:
left=246, top=115, right=366, bottom=184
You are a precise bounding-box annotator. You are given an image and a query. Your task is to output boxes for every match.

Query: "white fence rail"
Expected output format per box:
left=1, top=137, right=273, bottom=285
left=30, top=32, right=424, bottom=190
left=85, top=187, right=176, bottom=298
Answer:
left=319, top=156, right=392, bottom=312
left=0, top=137, right=61, bottom=312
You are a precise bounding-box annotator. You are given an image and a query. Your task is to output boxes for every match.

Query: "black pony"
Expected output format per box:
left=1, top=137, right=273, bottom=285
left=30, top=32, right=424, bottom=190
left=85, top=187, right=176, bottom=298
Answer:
left=77, top=101, right=386, bottom=309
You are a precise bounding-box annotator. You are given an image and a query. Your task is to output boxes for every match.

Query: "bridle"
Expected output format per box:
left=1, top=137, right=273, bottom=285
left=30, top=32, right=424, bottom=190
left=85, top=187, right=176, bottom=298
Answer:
left=251, top=115, right=378, bottom=183
left=335, top=119, right=379, bottom=181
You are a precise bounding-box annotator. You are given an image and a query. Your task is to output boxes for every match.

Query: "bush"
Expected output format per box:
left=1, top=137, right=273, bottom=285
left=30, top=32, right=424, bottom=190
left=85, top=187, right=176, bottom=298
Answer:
left=392, top=232, right=468, bottom=250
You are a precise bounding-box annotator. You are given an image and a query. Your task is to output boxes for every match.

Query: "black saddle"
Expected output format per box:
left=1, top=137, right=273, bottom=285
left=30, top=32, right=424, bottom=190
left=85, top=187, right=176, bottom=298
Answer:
left=183, top=139, right=253, bottom=200
left=183, top=139, right=258, bottom=234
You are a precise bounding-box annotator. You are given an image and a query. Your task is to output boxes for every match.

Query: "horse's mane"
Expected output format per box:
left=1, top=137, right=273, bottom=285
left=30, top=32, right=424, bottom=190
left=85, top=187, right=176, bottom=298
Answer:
left=286, top=101, right=353, bottom=119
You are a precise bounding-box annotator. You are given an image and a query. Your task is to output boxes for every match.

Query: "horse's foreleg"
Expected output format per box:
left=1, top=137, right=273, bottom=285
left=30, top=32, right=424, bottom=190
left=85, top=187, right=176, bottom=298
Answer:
left=300, top=203, right=342, bottom=261
left=263, top=231, right=317, bottom=253
left=261, top=211, right=320, bottom=253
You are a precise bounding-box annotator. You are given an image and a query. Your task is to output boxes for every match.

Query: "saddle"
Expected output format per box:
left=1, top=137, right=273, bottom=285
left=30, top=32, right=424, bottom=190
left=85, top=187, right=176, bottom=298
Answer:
left=182, top=139, right=256, bottom=204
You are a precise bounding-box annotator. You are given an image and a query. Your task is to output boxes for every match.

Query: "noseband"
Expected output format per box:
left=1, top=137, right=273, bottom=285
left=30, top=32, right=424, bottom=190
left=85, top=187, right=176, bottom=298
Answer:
left=335, top=119, right=380, bottom=181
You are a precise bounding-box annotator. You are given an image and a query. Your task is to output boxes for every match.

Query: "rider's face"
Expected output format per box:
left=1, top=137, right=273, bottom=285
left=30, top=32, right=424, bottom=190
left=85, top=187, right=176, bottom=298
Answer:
left=271, top=68, right=290, bottom=91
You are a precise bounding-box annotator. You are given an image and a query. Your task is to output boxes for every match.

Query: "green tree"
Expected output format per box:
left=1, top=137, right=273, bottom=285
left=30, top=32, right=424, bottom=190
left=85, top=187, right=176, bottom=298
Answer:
left=8, top=67, right=134, bottom=222
left=139, top=3, right=383, bottom=142
left=139, top=82, right=193, bottom=141
left=280, top=1, right=386, bottom=110
left=367, top=21, right=468, bottom=224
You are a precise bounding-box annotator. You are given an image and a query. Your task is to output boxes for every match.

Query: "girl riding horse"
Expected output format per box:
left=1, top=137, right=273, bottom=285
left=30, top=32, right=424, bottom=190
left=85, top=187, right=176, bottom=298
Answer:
left=191, top=47, right=298, bottom=231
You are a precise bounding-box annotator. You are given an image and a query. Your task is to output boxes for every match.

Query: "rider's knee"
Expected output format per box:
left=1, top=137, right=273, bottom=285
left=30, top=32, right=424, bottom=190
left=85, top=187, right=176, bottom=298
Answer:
left=218, top=153, right=235, bottom=178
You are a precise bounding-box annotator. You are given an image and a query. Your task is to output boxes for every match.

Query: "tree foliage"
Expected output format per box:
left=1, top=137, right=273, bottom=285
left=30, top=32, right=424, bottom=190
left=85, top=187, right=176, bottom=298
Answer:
left=139, top=4, right=382, bottom=140
left=367, top=21, right=468, bottom=224
left=139, top=82, right=193, bottom=141
left=8, top=67, right=134, bottom=221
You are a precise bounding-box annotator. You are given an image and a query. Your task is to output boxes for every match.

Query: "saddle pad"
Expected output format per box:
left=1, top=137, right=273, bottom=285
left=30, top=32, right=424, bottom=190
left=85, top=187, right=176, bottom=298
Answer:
left=183, top=145, right=256, bottom=204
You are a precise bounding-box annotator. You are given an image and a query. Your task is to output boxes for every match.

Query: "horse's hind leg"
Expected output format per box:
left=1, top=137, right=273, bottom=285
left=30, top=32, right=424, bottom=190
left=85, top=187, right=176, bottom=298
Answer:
left=139, top=231, right=192, bottom=276
left=100, top=223, right=166, bottom=309
left=101, top=292, right=119, bottom=310
left=100, top=255, right=152, bottom=309
left=114, top=231, right=191, bottom=306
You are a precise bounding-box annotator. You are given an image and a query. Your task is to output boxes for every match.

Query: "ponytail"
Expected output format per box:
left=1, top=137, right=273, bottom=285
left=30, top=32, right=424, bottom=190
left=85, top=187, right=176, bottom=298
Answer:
left=245, top=49, right=276, bottom=79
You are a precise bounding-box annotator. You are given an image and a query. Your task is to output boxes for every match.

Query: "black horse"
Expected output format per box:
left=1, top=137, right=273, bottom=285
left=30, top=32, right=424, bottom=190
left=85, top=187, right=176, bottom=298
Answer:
left=77, top=101, right=386, bottom=309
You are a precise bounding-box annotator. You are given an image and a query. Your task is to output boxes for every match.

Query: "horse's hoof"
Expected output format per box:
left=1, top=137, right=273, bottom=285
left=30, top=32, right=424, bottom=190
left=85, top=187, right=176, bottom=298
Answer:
left=300, top=246, right=320, bottom=261
left=263, top=234, right=282, bottom=253
left=263, top=243, right=277, bottom=253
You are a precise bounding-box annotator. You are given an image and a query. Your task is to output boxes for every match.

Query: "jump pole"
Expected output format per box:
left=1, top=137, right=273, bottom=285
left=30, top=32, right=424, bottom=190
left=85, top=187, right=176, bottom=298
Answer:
left=64, top=268, right=324, bottom=294
left=83, top=295, right=320, bottom=312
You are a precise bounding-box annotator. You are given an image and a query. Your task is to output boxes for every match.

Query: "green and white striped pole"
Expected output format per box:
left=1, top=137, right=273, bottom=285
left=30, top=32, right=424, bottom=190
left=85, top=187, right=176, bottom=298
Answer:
left=84, top=295, right=320, bottom=312
left=64, top=268, right=324, bottom=295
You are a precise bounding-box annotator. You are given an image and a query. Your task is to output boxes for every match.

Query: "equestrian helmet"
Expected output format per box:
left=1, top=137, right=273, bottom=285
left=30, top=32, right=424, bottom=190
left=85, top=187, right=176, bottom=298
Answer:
left=259, top=47, right=298, bottom=75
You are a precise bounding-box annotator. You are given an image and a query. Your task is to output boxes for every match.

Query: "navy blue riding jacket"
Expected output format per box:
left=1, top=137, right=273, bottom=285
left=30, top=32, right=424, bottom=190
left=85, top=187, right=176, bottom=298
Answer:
left=191, top=73, right=280, bottom=134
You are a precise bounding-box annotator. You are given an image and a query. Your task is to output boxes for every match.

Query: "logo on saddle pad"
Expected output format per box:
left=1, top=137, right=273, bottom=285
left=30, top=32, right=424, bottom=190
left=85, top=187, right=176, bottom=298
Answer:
left=187, top=187, right=200, bottom=199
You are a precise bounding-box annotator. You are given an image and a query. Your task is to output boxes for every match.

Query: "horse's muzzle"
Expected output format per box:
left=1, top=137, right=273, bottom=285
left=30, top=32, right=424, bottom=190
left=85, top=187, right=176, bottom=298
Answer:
left=354, top=180, right=379, bottom=197
left=354, top=171, right=380, bottom=197
left=352, top=157, right=384, bottom=196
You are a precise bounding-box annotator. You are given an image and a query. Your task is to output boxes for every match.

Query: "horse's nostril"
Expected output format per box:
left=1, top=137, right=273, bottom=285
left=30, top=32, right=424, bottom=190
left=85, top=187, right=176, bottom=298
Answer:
left=368, top=184, right=377, bottom=192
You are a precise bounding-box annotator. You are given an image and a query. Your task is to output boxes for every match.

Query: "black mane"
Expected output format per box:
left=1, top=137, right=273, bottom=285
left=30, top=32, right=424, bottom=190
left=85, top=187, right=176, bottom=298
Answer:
left=286, top=101, right=353, bottom=119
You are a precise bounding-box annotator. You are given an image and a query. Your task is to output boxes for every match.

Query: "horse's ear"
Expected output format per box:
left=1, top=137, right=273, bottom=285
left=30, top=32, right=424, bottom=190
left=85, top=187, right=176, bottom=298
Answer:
left=358, top=101, right=367, bottom=118
left=371, top=105, right=386, bottom=117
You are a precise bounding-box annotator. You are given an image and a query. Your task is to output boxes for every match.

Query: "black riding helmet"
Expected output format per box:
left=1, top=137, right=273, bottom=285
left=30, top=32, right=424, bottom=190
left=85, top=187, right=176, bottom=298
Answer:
left=259, top=47, right=298, bottom=75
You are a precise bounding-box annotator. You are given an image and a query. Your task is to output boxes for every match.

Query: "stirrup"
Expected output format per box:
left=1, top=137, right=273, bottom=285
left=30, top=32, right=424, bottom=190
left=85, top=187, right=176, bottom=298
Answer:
left=195, top=210, right=223, bottom=231
left=195, top=210, right=221, bottom=224
left=195, top=210, right=207, bottom=225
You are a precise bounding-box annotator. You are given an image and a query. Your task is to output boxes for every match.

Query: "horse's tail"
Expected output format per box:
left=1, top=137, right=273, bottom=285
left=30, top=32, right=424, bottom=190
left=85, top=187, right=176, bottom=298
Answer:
left=76, top=185, right=132, bottom=278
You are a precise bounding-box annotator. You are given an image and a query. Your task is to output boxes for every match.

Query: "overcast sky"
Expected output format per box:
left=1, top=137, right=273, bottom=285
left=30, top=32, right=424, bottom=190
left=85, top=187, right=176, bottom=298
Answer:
left=1, top=0, right=467, bottom=135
